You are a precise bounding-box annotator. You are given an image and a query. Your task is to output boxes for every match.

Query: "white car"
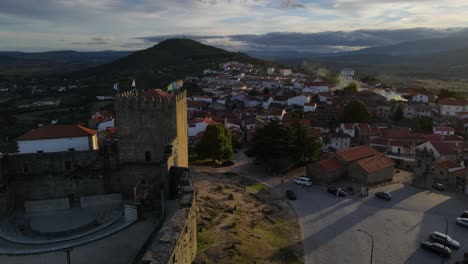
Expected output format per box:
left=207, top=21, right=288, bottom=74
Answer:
left=456, top=217, right=468, bottom=227
left=294, top=177, right=312, bottom=186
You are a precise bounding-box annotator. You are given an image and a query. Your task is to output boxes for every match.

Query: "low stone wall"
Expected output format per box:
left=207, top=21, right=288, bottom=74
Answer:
left=24, top=198, right=70, bottom=213
left=139, top=183, right=197, bottom=264
left=80, top=194, right=122, bottom=208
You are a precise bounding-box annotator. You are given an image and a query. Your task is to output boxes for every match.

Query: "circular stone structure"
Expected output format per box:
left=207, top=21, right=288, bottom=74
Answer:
left=29, top=210, right=97, bottom=237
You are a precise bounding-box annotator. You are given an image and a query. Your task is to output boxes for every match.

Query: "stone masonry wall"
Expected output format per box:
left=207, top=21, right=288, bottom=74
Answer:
left=140, top=185, right=197, bottom=264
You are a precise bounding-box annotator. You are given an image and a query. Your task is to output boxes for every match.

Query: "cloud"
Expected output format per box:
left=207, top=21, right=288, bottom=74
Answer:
left=1, top=0, right=468, bottom=51
left=71, top=36, right=114, bottom=45
left=136, top=27, right=468, bottom=53
left=281, top=0, right=305, bottom=8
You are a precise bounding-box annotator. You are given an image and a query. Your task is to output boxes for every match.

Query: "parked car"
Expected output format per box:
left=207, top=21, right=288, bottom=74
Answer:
left=433, top=183, right=445, bottom=191
left=460, top=211, right=468, bottom=218
left=429, top=231, right=460, bottom=249
left=286, top=190, right=297, bottom=200
left=421, top=241, right=451, bottom=258
left=294, top=177, right=312, bottom=186
left=221, top=160, right=235, bottom=167
left=327, top=186, right=347, bottom=197
left=375, top=192, right=392, bottom=201
left=456, top=217, right=468, bottom=227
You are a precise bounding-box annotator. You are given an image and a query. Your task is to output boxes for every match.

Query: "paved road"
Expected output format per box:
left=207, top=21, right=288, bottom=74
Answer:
left=194, top=150, right=468, bottom=264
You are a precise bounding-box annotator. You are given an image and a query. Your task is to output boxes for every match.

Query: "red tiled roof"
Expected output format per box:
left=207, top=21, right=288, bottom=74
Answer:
left=356, top=123, right=370, bottom=130
left=142, top=89, right=172, bottom=102
left=356, top=154, right=395, bottom=173
left=431, top=142, right=464, bottom=156
left=319, top=158, right=343, bottom=172
left=379, top=127, right=411, bottom=139
left=435, top=160, right=464, bottom=170
left=442, top=135, right=464, bottom=142
left=18, top=125, right=96, bottom=141
left=420, top=134, right=441, bottom=142
left=434, top=126, right=455, bottom=132
left=438, top=97, right=468, bottom=106
left=336, top=145, right=380, bottom=162
left=342, top=123, right=354, bottom=130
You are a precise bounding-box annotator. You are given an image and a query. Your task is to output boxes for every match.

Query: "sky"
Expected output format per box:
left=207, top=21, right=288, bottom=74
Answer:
left=1, top=0, right=468, bottom=52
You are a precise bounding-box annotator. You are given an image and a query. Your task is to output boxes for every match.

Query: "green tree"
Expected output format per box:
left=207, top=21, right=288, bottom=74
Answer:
left=342, top=100, right=370, bottom=123
left=321, top=71, right=341, bottom=87
left=253, top=120, right=294, bottom=161
left=197, top=124, right=233, bottom=161
left=438, top=88, right=457, bottom=100
left=263, top=87, right=270, bottom=94
left=343, top=82, right=359, bottom=93
left=419, top=117, right=433, bottom=131
left=291, top=121, right=321, bottom=162
left=393, top=106, right=404, bottom=121
left=360, top=74, right=381, bottom=84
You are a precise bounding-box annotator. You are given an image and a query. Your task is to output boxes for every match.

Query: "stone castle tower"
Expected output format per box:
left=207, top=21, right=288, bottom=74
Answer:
left=113, top=88, right=188, bottom=199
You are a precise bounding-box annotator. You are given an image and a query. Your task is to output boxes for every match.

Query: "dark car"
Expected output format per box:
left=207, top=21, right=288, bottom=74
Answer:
left=433, top=183, right=445, bottom=191
left=429, top=231, right=460, bottom=249
left=375, top=192, right=392, bottom=201
left=286, top=190, right=297, bottom=200
left=327, top=187, right=347, bottom=197
left=421, top=241, right=451, bottom=258
left=460, top=211, right=468, bottom=218
left=221, top=160, right=235, bottom=167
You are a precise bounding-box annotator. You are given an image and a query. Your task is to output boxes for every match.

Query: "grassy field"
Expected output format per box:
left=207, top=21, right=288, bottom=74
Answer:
left=194, top=172, right=303, bottom=264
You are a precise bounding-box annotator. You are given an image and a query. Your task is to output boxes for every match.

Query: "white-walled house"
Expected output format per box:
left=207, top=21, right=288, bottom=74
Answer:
left=410, top=92, right=429, bottom=103
left=325, top=133, right=351, bottom=151
left=279, top=69, right=292, bottom=76
left=188, top=118, right=218, bottom=137
left=433, top=126, right=455, bottom=136
left=340, top=123, right=356, bottom=137
left=341, top=69, right=354, bottom=85
left=261, top=97, right=273, bottom=108
left=97, top=118, right=115, bottom=132
left=287, top=95, right=310, bottom=106
left=17, top=125, right=98, bottom=154
left=267, top=68, right=275, bottom=75
left=303, top=81, right=329, bottom=94
left=192, top=96, right=213, bottom=103
left=303, top=103, right=317, bottom=112
left=438, top=97, right=468, bottom=116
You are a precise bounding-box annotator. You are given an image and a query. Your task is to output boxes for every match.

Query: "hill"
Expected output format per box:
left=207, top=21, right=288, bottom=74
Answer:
left=87, top=38, right=275, bottom=88
left=0, top=50, right=132, bottom=76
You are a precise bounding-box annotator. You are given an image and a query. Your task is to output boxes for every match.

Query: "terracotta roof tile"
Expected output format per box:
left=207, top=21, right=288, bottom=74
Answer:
left=319, top=158, right=343, bottom=172
left=336, top=145, right=380, bottom=162
left=356, top=154, right=395, bottom=173
left=18, top=125, right=96, bottom=141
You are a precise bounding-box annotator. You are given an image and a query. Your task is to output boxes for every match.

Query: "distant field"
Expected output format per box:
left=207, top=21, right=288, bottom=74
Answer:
left=379, top=74, right=468, bottom=96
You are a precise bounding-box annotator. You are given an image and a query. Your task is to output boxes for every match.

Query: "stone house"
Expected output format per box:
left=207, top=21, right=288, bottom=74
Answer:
left=307, top=145, right=394, bottom=185
left=348, top=154, right=395, bottom=185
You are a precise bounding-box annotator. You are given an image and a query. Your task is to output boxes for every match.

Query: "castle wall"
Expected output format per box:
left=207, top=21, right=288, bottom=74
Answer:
left=13, top=172, right=105, bottom=203
left=113, top=89, right=188, bottom=199
left=8, top=150, right=101, bottom=175
left=140, top=181, right=196, bottom=264
left=175, top=90, right=189, bottom=167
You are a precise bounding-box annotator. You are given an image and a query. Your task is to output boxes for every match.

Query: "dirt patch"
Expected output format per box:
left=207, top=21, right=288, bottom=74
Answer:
left=193, top=171, right=303, bottom=264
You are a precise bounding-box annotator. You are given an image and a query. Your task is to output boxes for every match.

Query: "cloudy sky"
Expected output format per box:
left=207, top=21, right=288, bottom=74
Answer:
left=1, top=0, right=468, bottom=52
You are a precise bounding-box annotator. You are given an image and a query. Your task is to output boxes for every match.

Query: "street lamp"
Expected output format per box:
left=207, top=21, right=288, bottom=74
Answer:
left=357, top=229, right=374, bottom=264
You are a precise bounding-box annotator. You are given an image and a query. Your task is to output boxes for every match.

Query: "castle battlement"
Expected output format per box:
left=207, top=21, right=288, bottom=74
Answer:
left=116, top=88, right=186, bottom=109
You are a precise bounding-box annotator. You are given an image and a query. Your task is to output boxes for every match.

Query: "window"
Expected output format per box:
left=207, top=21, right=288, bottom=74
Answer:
left=23, top=163, right=29, bottom=173
left=440, top=171, right=443, bottom=176
left=145, top=151, right=152, bottom=162
left=65, top=160, right=71, bottom=171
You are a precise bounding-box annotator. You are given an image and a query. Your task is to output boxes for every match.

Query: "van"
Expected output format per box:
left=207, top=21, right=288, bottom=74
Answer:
left=293, top=176, right=312, bottom=186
